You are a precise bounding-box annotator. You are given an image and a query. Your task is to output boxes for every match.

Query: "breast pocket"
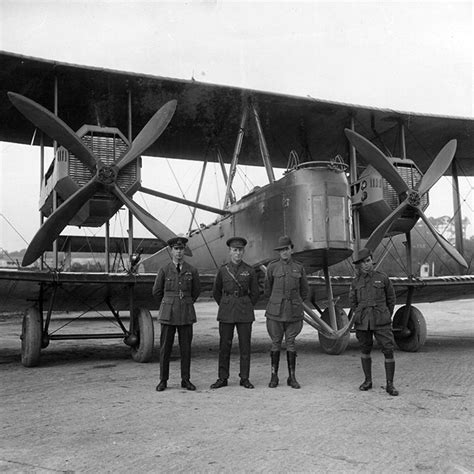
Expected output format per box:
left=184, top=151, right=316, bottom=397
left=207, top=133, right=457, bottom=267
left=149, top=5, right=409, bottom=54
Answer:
left=164, top=276, right=176, bottom=291
left=289, top=271, right=302, bottom=292
left=237, top=272, right=250, bottom=290
left=274, top=269, right=285, bottom=280
left=373, top=281, right=386, bottom=301
left=354, top=282, right=366, bottom=301
left=182, top=272, right=193, bottom=291
left=222, top=272, right=236, bottom=293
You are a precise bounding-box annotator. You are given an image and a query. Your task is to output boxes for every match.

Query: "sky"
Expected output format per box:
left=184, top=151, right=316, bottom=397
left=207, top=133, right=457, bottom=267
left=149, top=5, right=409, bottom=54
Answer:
left=0, top=0, right=473, bottom=253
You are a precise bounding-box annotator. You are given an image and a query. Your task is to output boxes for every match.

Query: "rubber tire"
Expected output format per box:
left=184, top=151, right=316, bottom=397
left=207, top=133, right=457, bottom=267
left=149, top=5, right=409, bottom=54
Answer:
left=318, top=306, right=350, bottom=355
left=21, top=307, right=43, bottom=367
left=393, top=305, right=427, bottom=352
left=130, top=307, right=154, bottom=362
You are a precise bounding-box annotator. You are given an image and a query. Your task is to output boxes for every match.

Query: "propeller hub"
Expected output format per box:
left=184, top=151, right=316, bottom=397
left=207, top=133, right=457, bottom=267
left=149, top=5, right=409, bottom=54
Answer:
left=407, top=190, right=421, bottom=207
left=97, top=165, right=118, bottom=185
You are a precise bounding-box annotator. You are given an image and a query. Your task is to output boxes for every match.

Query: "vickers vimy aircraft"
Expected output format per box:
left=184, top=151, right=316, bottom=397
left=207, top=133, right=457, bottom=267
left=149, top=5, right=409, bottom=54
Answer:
left=0, top=51, right=473, bottom=367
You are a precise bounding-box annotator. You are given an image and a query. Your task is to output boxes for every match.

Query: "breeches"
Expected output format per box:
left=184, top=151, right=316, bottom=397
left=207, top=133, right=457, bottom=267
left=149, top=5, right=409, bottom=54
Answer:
left=266, top=319, right=303, bottom=352
left=356, top=327, right=395, bottom=356
left=218, top=322, right=253, bottom=379
left=160, top=323, right=193, bottom=380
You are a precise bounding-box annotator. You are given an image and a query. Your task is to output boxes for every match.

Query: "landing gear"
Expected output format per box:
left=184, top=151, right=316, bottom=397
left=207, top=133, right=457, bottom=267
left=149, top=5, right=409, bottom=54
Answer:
left=20, top=297, right=155, bottom=366
left=318, top=305, right=350, bottom=355
left=393, top=305, right=427, bottom=352
left=21, top=307, right=43, bottom=367
left=129, top=307, right=154, bottom=362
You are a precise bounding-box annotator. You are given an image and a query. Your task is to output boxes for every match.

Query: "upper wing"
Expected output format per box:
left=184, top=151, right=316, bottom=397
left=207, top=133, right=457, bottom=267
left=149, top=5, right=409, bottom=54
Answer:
left=1, top=51, right=473, bottom=175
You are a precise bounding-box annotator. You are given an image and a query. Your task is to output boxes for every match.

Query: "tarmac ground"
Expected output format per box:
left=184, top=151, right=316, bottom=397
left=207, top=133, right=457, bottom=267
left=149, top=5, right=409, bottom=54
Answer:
left=0, top=299, right=473, bottom=473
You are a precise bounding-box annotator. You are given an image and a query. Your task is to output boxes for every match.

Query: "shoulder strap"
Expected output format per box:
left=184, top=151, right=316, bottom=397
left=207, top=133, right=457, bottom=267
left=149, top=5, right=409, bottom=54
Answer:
left=225, top=265, right=243, bottom=290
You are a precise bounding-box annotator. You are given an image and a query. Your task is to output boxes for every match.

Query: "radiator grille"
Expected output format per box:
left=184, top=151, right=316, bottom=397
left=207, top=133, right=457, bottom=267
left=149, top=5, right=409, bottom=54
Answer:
left=68, top=130, right=137, bottom=197
left=382, top=162, right=428, bottom=211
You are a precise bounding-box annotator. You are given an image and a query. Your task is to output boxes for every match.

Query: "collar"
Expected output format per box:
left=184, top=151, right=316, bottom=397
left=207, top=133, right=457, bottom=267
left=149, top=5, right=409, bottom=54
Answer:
left=228, top=260, right=243, bottom=270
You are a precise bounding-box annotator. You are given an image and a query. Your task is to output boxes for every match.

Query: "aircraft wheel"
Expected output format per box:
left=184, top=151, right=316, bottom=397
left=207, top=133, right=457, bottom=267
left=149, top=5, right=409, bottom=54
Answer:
left=21, top=307, right=43, bottom=367
left=130, top=307, right=154, bottom=363
left=318, top=306, right=350, bottom=355
left=393, top=305, right=427, bottom=352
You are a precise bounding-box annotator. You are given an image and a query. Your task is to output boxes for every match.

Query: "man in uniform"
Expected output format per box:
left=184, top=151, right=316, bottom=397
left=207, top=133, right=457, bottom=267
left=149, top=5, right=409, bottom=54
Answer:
left=153, top=237, right=201, bottom=392
left=210, top=237, right=260, bottom=389
left=264, top=235, right=309, bottom=389
left=349, top=247, right=399, bottom=396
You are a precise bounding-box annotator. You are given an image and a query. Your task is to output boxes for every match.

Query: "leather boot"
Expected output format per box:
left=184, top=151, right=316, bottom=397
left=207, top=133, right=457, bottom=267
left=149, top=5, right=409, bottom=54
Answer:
left=359, top=356, right=372, bottom=391
left=268, top=351, right=280, bottom=388
left=384, top=360, right=399, bottom=396
left=286, top=351, right=300, bottom=389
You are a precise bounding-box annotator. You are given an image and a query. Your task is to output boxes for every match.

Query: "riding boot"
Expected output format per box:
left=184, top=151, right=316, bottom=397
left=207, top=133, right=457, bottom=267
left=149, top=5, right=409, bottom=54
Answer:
left=384, top=360, right=399, bottom=396
left=286, top=351, right=301, bottom=389
left=268, top=351, right=280, bottom=388
left=359, top=356, right=372, bottom=391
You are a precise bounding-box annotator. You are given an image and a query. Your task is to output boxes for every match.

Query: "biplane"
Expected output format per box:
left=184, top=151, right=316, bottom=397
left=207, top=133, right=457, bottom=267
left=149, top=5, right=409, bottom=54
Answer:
left=1, top=51, right=473, bottom=367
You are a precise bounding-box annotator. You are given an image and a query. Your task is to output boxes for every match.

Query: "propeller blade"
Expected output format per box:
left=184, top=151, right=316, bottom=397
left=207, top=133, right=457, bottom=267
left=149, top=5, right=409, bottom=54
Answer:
left=365, top=200, right=409, bottom=252
left=345, top=129, right=409, bottom=195
left=416, top=210, right=468, bottom=268
left=116, top=100, right=177, bottom=170
left=22, top=179, right=100, bottom=266
left=111, top=185, right=176, bottom=244
left=417, top=140, right=457, bottom=195
left=8, top=92, right=98, bottom=173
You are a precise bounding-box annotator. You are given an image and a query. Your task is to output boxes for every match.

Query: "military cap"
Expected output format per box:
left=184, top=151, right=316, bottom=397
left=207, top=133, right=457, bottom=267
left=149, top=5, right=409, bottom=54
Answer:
left=353, top=247, right=372, bottom=264
left=274, top=235, right=294, bottom=251
left=226, top=236, right=247, bottom=248
left=167, top=236, right=188, bottom=248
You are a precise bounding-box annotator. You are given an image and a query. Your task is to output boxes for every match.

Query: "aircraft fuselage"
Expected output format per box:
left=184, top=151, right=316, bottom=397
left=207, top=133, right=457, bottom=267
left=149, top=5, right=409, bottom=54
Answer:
left=152, top=162, right=354, bottom=273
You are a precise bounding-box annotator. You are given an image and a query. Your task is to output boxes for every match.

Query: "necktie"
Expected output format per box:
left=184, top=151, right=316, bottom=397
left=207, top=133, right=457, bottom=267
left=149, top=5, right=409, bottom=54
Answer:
left=177, top=263, right=181, bottom=273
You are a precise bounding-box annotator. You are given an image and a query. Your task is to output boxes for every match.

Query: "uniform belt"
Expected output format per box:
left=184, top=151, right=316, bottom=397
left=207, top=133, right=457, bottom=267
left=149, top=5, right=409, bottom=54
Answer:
left=224, top=290, right=248, bottom=297
left=164, top=291, right=191, bottom=299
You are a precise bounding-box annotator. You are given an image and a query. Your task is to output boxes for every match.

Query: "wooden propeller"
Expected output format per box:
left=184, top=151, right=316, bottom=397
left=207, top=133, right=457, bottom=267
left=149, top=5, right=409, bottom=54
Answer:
left=8, top=92, right=98, bottom=173
left=8, top=93, right=179, bottom=266
left=345, top=129, right=466, bottom=268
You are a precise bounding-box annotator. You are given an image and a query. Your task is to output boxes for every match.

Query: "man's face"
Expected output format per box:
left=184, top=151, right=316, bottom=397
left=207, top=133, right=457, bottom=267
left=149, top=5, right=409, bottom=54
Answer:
left=229, top=246, right=244, bottom=264
left=279, top=246, right=292, bottom=261
left=171, top=246, right=185, bottom=262
left=359, top=256, right=374, bottom=273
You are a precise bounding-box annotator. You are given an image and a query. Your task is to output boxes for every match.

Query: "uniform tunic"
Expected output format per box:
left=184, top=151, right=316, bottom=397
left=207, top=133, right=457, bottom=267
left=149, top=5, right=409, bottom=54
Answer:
left=212, top=261, right=259, bottom=380
left=349, top=269, right=396, bottom=354
left=349, top=270, right=395, bottom=330
left=153, top=261, right=201, bottom=325
left=264, top=258, right=309, bottom=322
left=152, top=260, right=201, bottom=381
left=213, top=261, right=260, bottom=322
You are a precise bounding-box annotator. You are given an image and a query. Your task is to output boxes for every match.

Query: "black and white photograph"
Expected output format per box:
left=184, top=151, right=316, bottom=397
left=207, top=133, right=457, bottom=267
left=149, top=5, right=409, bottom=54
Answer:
left=1, top=1, right=473, bottom=472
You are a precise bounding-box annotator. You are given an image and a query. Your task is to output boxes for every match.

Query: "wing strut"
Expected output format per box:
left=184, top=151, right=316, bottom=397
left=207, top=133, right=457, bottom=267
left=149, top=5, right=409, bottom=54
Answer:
left=451, top=159, right=466, bottom=273
left=188, top=159, right=208, bottom=233
left=251, top=98, right=275, bottom=184
left=224, top=102, right=249, bottom=208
